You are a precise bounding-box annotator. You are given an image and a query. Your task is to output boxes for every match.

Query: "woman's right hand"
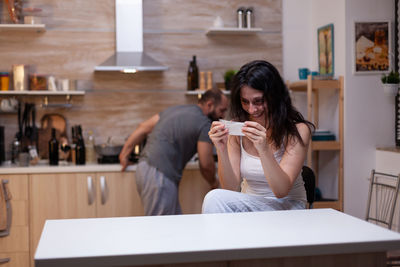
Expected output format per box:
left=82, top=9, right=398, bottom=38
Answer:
left=208, top=121, right=229, bottom=151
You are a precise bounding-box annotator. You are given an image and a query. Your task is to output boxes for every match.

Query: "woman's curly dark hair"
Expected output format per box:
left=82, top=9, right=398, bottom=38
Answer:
left=230, top=60, right=314, bottom=147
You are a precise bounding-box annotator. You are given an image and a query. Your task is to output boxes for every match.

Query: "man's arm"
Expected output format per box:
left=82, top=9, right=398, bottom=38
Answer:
left=119, top=114, right=160, bottom=171
left=197, top=141, right=218, bottom=189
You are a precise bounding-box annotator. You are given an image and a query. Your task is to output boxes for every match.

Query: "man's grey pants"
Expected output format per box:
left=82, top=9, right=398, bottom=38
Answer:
left=135, top=160, right=182, bottom=216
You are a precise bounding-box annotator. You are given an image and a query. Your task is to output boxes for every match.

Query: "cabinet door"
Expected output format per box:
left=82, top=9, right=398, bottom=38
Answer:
left=0, top=175, right=29, bottom=267
left=95, top=172, right=144, bottom=218
left=180, top=169, right=212, bottom=214
left=29, top=173, right=97, bottom=257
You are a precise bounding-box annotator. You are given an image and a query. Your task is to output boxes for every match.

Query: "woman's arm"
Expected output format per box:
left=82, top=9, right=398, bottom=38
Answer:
left=208, top=121, right=241, bottom=191
left=218, top=135, right=241, bottom=190
left=243, top=122, right=310, bottom=198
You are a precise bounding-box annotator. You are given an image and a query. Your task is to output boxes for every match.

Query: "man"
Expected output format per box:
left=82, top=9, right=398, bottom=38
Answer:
left=119, top=88, right=229, bottom=215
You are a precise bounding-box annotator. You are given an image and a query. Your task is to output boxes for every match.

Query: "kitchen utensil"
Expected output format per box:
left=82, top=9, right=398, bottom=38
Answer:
left=95, top=137, right=123, bottom=157
left=95, top=144, right=123, bottom=157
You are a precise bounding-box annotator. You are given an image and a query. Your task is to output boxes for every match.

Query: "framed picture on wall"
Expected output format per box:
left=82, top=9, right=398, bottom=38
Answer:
left=354, top=21, right=391, bottom=74
left=318, top=24, right=334, bottom=77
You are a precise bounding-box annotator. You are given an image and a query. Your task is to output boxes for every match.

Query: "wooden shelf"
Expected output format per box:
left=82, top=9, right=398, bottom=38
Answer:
left=185, top=90, right=230, bottom=95
left=311, top=141, right=341, bottom=151
left=206, top=27, right=262, bottom=35
left=0, top=91, right=84, bottom=96
left=287, top=79, right=342, bottom=92
left=0, top=24, right=46, bottom=32
left=313, top=200, right=341, bottom=210
left=306, top=76, right=344, bottom=212
left=287, top=80, right=307, bottom=92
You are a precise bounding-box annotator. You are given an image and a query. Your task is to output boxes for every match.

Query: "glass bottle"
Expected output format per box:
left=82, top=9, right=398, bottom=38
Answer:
left=187, top=55, right=198, bottom=91
left=48, top=128, right=59, bottom=166
left=75, top=125, right=86, bottom=165
left=85, top=130, right=96, bottom=164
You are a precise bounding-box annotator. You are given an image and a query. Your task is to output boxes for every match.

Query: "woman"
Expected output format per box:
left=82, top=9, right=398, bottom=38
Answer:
left=203, top=60, right=314, bottom=213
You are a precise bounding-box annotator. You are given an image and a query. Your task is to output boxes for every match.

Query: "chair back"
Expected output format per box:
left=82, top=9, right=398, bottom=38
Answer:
left=365, top=169, right=400, bottom=229
left=302, top=166, right=316, bottom=209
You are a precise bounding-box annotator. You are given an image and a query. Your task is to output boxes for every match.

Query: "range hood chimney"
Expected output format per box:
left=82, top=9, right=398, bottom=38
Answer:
left=94, top=0, right=168, bottom=72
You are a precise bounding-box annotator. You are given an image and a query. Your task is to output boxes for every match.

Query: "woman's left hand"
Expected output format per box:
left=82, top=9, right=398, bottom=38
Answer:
left=242, top=121, right=268, bottom=152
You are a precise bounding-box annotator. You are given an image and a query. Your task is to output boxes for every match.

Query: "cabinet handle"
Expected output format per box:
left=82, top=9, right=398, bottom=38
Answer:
left=87, top=176, right=95, bottom=205
left=100, top=176, right=108, bottom=205
left=0, top=258, right=10, bottom=264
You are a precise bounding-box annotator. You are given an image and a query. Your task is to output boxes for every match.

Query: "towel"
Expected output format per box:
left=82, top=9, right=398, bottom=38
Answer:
left=0, top=180, right=11, bottom=232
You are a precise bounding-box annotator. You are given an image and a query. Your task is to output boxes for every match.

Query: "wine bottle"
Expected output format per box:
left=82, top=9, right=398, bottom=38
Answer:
left=187, top=55, right=199, bottom=91
left=75, top=125, right=86, bottom=165
left=192, top=55, right=199, bottom=90
left=48, top=128, right=59, bottom=166
left=187, top=59, right=193, bottom=91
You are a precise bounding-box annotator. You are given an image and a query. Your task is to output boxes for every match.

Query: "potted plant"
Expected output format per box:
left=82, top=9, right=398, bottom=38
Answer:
left=224, top=69, right=237, bottom=91
left=381, top=70, right=400, bottom=95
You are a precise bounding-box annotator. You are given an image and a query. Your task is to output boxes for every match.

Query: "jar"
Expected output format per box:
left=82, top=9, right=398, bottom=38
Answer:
left=0, top=72, right=10, bottom=91
left=237, top=7, right=245, bottom=28
left=29, top=74, right=47, bottom=91
left=246, top=8, right=253, bottom=29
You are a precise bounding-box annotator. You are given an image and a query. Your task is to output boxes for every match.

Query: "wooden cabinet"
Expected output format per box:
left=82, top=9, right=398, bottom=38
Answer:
left=29, top=171, right=144, bottom=265
left=1, top=167, right=208, bottom=266
left=95, top=172, right=143, bottom=218
left=29, top=172, right=97, bottom=256
left=288, top=76, right=344, bottom=211
left=179, top=169, right=213, bottom=214
left=0, top=174, right=30, bottom=267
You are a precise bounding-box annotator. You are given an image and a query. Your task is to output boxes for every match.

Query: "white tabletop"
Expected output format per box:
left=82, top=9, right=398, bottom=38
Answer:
left=34, top=209, right=400, bottom=267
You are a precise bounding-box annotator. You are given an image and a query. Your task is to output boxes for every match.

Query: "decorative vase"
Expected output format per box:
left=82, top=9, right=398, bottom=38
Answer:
left=383, top=83, right=399, bottom=95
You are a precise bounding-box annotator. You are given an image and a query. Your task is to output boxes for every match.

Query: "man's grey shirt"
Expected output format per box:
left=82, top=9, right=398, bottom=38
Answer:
left=140, top=105, right=212, bottom=184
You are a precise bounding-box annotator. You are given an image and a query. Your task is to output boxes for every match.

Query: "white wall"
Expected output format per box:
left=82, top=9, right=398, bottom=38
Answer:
left=282, top=0, right=313, bottom=81
left=344, top=0, right=395, bottom=218
left=283, top=0, right=396, bottom=219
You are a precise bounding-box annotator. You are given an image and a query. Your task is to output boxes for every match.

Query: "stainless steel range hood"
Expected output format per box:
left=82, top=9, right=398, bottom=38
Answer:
left=94, top=0, right=168, bottom=72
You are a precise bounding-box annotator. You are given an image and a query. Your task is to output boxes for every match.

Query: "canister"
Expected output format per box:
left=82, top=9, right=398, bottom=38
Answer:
left=0, top=72, right=9, bottom=91
left=237, top=7, right=245, bottom=28
left=246, top=8, right=253, bottom=29
left=13, top=64, right=28, bottom=91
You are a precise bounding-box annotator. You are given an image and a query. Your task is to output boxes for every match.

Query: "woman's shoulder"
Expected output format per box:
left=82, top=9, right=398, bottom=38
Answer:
left=295, top=122, right=311, bottom=144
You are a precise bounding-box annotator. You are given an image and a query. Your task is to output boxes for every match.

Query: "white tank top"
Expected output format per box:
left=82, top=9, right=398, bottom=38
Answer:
left=240, top=137, right=306, bottom=202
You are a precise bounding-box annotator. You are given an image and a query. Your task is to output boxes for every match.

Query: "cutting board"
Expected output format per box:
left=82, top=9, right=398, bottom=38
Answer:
left=38, top=114, right=67, bottom=159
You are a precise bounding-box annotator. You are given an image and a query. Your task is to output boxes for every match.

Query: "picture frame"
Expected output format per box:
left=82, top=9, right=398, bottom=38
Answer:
left=317, top=24, right=334, bottom=77
left=354, top=21, right=391, bottom=74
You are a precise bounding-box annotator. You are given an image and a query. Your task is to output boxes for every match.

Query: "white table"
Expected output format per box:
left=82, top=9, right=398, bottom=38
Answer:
left=35, top=209, right=400, bottom=267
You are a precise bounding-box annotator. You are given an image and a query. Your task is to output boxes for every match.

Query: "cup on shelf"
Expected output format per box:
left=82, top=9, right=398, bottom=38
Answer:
left=213, top=16, right=224, bottom=28
left=58, top=79, right=70, bottom=91
left=298, top=68, right=310, bottom=80
left=24, top=16, right=41, bottom=24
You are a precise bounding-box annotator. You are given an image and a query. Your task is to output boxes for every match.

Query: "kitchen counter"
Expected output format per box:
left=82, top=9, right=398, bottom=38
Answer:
left=34, top=208, right=400, bottom=267
left=0, top=161, right=200, bottom=174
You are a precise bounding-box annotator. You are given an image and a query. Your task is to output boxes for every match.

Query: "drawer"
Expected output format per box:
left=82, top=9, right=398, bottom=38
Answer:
left=0, top=252, right=29, bottom=267
left=0, top=226, right=29, bottom=252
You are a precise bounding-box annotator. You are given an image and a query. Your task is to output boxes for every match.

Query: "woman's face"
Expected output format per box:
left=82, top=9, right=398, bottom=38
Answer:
left=240, top=85, right=267, bottom=121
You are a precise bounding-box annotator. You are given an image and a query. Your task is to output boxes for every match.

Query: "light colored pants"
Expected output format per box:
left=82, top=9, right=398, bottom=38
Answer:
left=202, top=189, right=305, bottom=214
left=135, top=160, right=182, bottom=216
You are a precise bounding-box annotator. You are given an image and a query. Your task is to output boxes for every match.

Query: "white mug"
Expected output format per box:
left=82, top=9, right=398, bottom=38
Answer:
left=58, top=79, right=69, bottom=91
